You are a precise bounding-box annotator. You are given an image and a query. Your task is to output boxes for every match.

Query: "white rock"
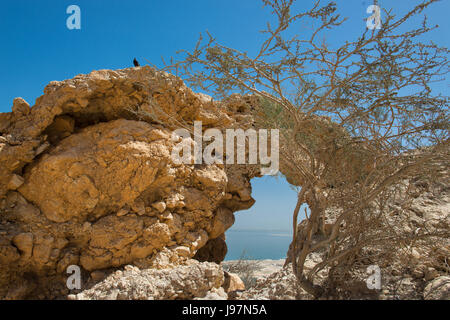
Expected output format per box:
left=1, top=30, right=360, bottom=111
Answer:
left=152, top=201, right=166, bottom=213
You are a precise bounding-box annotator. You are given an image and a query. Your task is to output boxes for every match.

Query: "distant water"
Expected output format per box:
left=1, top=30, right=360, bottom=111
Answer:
left=224, top=229, right=292, bottom=260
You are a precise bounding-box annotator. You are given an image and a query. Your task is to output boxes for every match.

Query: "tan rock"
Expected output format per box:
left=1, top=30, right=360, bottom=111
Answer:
left=116, top=208, right=129, bottom=216
left=131, top=200, right=146, bottom=216
left=209, top=207, right=235, bottom=239
left=12, top=97, right=30, bottom=116
left=34, top=142, right=50, bottom=156
left=89, top=215, right=143, bottom=250
left=223, top=271, right=245, bottom=293
left=79, top=215, right=147, bottom=270
left=193, top=166, right=227, bottom=189
left=152, top=201, right=166, bottom=213
left=143, top=223, right=170, bottom=249
left=32, top=235, right=55, bottom=267
left=12, top=233, right=34, bottom=258
left=19, top=120, right=165, bottom=222
left=173, top=246, right=191, bottom=257
left=8, top=174, right=24, bottom=190
left=0, top=66, right=259, bottom=299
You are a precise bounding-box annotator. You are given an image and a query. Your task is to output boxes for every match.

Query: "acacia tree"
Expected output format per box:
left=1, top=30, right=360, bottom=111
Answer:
left=165, top=0, right=449, bottom=297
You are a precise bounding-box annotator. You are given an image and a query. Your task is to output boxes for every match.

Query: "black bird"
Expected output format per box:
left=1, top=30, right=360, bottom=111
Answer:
left=133, top=58, right=140, bottom=67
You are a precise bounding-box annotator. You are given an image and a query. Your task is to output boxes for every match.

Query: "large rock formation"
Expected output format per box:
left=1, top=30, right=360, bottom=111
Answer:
left=72, top=260, right=226, bottom=300
left=2, top=66, right=447, bottom=300
left=0, top=67, right=260, bottom=299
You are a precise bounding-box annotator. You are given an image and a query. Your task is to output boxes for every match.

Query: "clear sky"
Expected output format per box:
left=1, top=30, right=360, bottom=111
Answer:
left=1, top=0, right=448, bottom=231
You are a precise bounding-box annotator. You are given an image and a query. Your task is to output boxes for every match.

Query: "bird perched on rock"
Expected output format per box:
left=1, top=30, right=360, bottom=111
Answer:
left=133, top=58, right=140, bottom=67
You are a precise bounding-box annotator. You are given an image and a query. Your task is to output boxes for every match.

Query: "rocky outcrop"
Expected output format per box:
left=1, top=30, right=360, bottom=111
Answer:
left=0, top=67, right=260, bottom=299
left=72, top=260, right=225, bottom=300
left=1, top=66, right=447, bottom=300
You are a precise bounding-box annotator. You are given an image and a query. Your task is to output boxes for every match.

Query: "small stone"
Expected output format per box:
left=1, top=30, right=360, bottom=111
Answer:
left=173, top=246, right=191, bottom=257
left=116, top=208, right=128, bottom=217
left=131, top=201, right=145, bottom=215
left=10, top=160, right=21, bottom=170
left=8, top=174, right=24, bottom=190
left=166, top=199, right=177, bottom=209
left=12, top=97, right=30, bottom=116
left=124, top=265, right=139, bottom=272
left=161, top=211, right=173, bottom=220
left=35, top=142, right=50, bottom=156
left=152, top=201, right=166, bottom=213
left=12, top=233, right=34, bottom=257
left=223, top=271, right=245, bottom=293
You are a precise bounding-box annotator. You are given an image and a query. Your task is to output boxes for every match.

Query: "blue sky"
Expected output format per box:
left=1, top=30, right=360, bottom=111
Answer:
left=0, top=0, right=448, bottom=231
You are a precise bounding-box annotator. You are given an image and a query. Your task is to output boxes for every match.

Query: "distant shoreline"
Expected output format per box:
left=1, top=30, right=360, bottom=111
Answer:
left=223, top=257, right=286, bottom=262
left=227, top=229, right=292, bottom=233
left=224, top=229, right=292, bottom=260
left=222, top=259, right=286, bottom=279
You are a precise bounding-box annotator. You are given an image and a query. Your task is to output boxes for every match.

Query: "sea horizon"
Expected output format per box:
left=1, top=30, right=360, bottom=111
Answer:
left=224, top=228, right=293, bottom=261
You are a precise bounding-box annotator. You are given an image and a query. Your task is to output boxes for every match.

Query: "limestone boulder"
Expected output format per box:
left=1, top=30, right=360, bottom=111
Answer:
left=74, top=261, right=225, bottom=300
left=0, top=66, right=260, bottom=299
